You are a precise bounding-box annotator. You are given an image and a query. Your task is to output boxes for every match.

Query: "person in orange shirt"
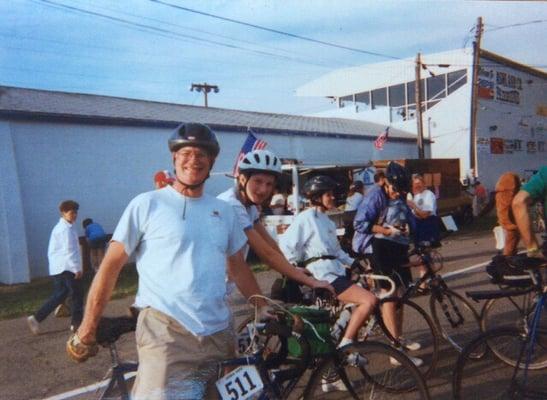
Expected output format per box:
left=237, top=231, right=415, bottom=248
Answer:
left=495, top=172, right=521, bottom=256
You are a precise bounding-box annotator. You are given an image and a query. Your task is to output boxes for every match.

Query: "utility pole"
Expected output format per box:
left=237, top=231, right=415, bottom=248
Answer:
left=190, top=83, right=219, bottom=107
left=469, top=17, right=483, bottom=178
left=415, top=52, right=425, bottom=159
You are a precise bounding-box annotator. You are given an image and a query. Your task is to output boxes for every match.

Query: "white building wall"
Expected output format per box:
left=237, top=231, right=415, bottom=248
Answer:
left=2, top=119, right=419, bottom=282
left=0, top=122, right=30, bottom=283
left=394, top=80, right=473, bottom=178
left=475, top=58, right=546, bottom=189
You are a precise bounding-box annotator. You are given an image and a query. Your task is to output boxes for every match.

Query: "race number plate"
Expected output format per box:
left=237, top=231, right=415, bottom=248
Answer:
left=216, top=365, right=263, bottom=400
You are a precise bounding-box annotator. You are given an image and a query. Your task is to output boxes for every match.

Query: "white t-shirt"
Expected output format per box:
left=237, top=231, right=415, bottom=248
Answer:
left=279, top=208, right=353, bottom=283
left=269, top=193, right=286, bottom=215
left=48, top=218, right=82, bottom=275
left=113, top=186, right=247, bottom=336
left=410, top=189, right=437, bottom=216
left=345, top=192, right=364, bottom=212
left=217, top=187, right=259, bottom=259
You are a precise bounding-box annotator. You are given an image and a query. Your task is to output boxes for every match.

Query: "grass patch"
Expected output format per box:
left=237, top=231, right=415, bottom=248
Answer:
left=0, top=264, right=139, bottom=321
left=0, top=261, right=269, bottom=321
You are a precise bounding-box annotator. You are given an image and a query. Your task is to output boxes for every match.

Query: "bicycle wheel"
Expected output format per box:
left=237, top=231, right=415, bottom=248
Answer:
left=303, top=342, right=430, bottom=399
left=453, top=328, right=547, bottom=400
left=482, top=294, right=547, bottom=333
left=430, top=288, right=481, bottom=353
left=367, top=298, right=439, bottom=378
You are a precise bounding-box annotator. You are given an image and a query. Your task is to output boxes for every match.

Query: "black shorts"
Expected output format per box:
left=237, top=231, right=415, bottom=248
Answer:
left=331, top=276, right=353, bottom=296
left=371, top=238, right=411, bottom=290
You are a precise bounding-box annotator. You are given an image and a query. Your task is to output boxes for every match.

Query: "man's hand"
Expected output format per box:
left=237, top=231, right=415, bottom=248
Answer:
left=66, top=333, right=99, bottom=363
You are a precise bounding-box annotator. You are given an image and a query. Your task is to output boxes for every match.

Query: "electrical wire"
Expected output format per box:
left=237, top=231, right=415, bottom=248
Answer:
left=149, top=0, right=404, bottom=61
left=35, top=0, right=335, bottom=69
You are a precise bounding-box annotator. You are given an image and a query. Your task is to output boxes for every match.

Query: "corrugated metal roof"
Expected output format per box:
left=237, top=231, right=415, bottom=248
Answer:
left=0, top=85, right=418, bottom=141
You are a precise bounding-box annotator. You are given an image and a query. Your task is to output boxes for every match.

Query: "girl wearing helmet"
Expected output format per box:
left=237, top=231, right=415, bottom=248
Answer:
left=217, top=149, right=334, bottom=296
left=279, top=175, right=378, bottom=349
left=353, top=162, right=423, bottom=366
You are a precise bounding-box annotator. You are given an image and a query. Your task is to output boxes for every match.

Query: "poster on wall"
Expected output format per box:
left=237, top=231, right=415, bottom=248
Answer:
left=490, top=137, right=504, bottom=154
left=477, top=138, right=490, bottom=153
left=478, top=65, right=522, bottom=105
left=504, top=140, right=515, bottom=154
left=527, top=141, right=537, bottom=153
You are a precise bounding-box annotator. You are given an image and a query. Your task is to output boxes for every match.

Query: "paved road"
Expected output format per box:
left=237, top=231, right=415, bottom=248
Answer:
left=0, top=229, right=515, bottom=400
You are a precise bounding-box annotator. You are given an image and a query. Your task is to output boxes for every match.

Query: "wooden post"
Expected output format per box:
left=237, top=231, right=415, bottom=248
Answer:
left=469, top=17, right=483, bottom=178
left=415, top=53, right=425, bottom=159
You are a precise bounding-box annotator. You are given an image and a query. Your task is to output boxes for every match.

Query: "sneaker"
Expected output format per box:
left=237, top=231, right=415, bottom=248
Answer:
left=390, top=353, right=424, bottom=367
left=399, top=337, right=421, bottom=351
left=346, top=352, right=368, bottom=367
left=27, top=316, right=40, bottom=335
left=321, top=378, right=348, bottom=392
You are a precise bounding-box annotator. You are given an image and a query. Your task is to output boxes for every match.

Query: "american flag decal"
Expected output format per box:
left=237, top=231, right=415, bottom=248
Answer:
left=232, top=129, right=268, bottom=176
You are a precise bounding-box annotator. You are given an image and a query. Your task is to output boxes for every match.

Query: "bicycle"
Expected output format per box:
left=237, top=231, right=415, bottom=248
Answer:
left=225, top=297, right=431, bottom=399
left=240, top=269, right=439, bottom=380
left=452, top=256, right=547, bottom=399
left=399, top=243, right=481, bottom=354
left=476, top=253, right=546, bottom=333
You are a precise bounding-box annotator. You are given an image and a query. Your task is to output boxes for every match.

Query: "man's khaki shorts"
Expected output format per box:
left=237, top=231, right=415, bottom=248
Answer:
left=132, top=307, right=234, bottom=400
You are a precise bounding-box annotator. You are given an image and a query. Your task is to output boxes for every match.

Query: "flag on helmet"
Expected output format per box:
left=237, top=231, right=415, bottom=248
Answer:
left=232, top=129, right=268, bottom=176
left=374, top=127, right=390, bottom=150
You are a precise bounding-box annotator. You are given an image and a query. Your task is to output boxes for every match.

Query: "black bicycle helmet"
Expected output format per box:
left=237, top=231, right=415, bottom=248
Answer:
left=168, top=123, right=220, bottom=158
left=386, top=161, right=411, bottom=194
left=303, top=175, right=338, bottom=199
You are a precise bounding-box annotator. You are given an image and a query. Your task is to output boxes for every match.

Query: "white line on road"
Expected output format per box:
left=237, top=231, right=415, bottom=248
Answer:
left=43, top=371, right=136, bottom=400
left=441, top=260, right=490, bottom=279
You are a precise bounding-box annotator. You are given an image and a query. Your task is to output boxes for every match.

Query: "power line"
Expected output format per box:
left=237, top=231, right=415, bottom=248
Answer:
left=149, top=0, right=403, bottom=61
left=484, top=19, right=546, bottom=33
left=35, top=0, right=334, bottom=69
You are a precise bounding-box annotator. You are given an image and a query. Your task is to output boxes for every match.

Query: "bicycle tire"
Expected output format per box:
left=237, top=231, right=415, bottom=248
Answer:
left=372, top=297, right=439, bottom=378
left=429, top=288, right=481, bottom=353
left=481, top=294, right=547, bottom=334
left=453, top=327, right=547, bottom=400
left=302, top=341, right=430, bottom=399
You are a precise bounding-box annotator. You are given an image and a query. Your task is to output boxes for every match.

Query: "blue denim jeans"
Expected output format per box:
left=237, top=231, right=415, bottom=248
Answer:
left=34, top=271, right=83, bottom=328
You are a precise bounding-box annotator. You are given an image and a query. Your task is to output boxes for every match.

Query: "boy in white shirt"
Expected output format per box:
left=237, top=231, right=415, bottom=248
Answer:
left=28, top=200, right=84, bottom=334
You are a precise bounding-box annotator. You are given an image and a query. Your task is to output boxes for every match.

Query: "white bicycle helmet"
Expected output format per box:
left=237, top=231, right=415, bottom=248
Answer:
left=238, top=149, right=282, bottom=177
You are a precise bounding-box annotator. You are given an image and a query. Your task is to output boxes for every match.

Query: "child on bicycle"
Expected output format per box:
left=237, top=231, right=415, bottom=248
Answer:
left=279, top=175, right=378, bottom=350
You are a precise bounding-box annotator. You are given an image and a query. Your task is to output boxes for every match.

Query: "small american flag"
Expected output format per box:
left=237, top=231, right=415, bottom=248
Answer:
left=374, top=127, right=390, bottom=150
left=232, top=129, right=268, bottom=176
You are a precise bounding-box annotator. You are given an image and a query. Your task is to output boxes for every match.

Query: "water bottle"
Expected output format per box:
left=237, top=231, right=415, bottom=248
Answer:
left=331, top=306, right=353, bottom=341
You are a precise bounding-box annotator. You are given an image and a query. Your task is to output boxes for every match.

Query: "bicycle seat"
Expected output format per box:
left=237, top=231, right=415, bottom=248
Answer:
left=507, top=254, right=546, bottom=270
left=96, top=316, right=137, bottom=346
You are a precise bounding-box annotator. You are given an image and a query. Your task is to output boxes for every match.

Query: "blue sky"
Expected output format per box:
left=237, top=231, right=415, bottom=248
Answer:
left=1, top=0, right=545, bottom=115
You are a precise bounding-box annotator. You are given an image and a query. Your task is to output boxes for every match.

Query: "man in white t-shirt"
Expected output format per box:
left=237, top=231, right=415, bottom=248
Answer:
left=407, top=174, right=440, bottom=244
left=68, top=123, right=269, bottom=399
